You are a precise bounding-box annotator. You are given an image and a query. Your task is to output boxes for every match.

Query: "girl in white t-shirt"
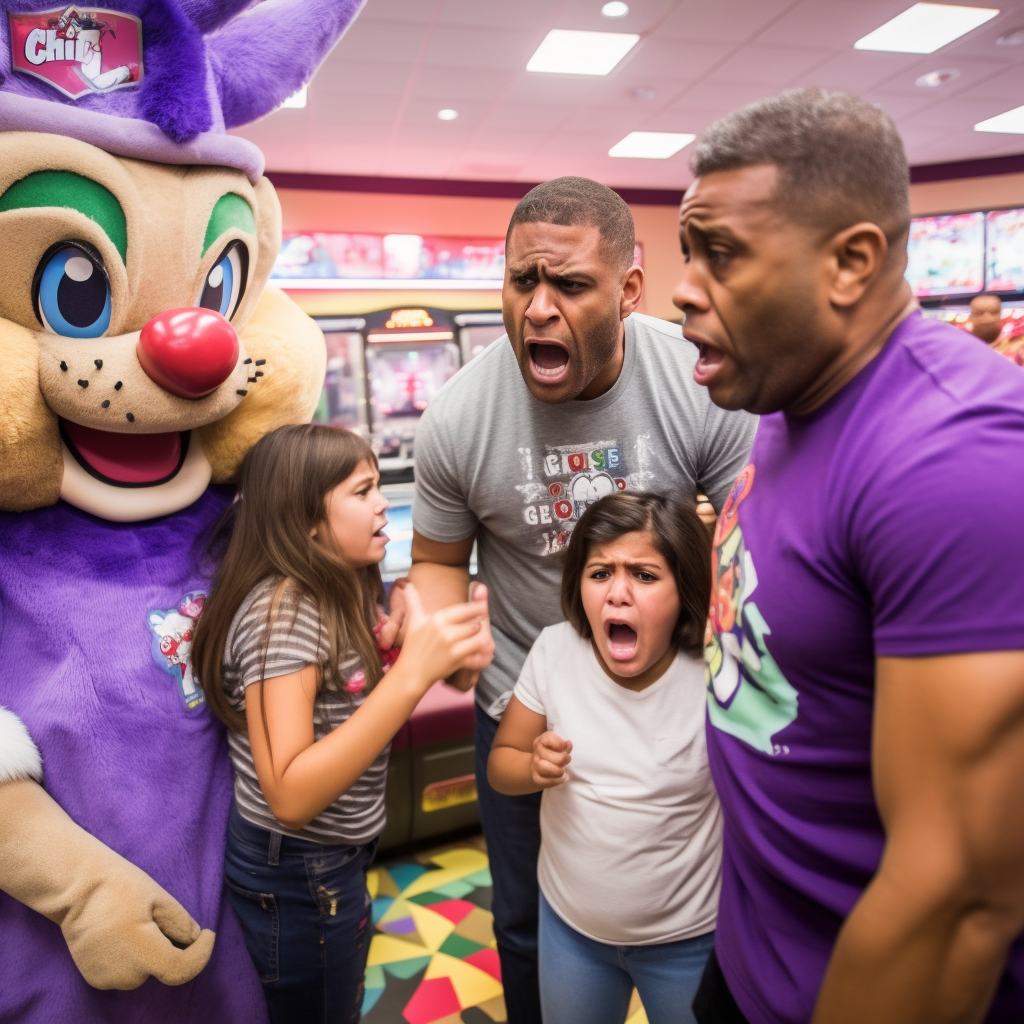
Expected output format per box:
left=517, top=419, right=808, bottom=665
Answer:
left=488, top=491, right=720, bottom=1024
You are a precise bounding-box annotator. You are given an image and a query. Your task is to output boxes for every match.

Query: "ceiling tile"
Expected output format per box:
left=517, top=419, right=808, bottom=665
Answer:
left=332, top=18, right=431, bottom=66
left=480, top=100, right=578, bottom=133
left=700, top=44, right=834, bottom=87
left=756, top=0, right=909, bottom=49
left=356, top=0, right=437, bottom=25
left=438, top=0, right=561, bottom=31
left=311, top=61, right=412, bottom=100
left=658, top=0, right=800, bottom=44
left=421, top=26, right=543, bottom=72
left=787, top=49, right=929, bottom=94
left=409, top=65, right=511, bottom=102
left=621, top=38, right=737, bottom=82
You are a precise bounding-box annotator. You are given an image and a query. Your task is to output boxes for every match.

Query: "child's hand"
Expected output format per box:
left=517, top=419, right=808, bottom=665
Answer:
left=399, top=582, right=494, bottom=690
left=376, top=580, right=407, bottom=650
left=695, top=493, right=716, bottom=528
left=531, top=731, right=572, bottom=788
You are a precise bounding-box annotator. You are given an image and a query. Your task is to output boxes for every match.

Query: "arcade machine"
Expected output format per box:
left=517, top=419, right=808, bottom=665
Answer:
left=310, top=306, right=506, bottom=851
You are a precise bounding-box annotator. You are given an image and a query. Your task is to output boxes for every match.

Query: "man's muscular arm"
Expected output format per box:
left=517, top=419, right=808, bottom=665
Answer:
left=812, top=651, right=1024, bottom=1024
left=408, top=531, right=482, bottom=691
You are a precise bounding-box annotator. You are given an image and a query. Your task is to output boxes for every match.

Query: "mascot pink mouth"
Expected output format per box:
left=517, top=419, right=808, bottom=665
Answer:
left=60, top=420, right=188, bottom=486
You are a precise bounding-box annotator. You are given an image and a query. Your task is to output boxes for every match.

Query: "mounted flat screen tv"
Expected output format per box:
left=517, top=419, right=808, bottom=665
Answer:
left=905, top=212, right=984, bottom=298
left=986, top=208, right=1024, bottom=292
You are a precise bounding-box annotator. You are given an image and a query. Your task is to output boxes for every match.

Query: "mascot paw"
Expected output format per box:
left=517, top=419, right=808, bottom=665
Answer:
left=63, top=868, right=216, bottom=990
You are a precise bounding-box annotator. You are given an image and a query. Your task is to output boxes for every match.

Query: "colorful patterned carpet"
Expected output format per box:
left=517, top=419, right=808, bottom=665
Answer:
left=361, top=835, right=650, bottom=1024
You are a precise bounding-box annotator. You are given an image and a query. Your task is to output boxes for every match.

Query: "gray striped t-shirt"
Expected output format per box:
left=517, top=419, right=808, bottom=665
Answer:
left=223, top=578, right=388, bottom=844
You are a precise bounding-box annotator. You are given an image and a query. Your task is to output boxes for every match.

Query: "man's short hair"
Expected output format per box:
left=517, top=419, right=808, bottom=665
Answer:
left=971, top=292, right=1003, bottom=305
left=691, top=88, right=911, bottom=247
left=506, top=176, right=636, bottom=272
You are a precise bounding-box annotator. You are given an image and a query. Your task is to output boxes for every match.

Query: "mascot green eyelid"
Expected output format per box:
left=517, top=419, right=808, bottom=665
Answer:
left=0, top=2, right=366, bottom=1021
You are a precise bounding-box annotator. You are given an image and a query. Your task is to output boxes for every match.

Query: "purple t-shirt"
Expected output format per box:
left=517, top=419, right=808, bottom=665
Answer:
left=705, top=312, right=1024, bottom=1024
left=0, top=490, right=267, bottom=1024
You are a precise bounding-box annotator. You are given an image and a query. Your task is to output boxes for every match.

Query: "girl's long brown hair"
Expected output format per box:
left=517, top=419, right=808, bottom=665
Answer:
left=192, top=423, right=385, bottom=734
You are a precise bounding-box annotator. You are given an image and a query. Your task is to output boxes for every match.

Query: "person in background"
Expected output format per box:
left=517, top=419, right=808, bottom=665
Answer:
left=191, top=424, right=493, bottom=1024
left=489, top=492, right=720, bottom=1024
left=675, top=87, right=1024, bottom=1024
left=967, top=292, right=1024, bottom=367
left=967, top=292, right=1004, bottom=344
left=408, top=176, right=757, bottom=1024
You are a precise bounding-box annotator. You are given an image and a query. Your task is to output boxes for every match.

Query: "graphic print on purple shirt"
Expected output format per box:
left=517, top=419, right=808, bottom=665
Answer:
left=705, top=463, right=798, bottom=754
left=703, top=312, right=1024, bottom=1024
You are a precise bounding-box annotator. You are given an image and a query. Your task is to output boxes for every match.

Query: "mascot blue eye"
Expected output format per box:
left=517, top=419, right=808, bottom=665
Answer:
left=35, top=244, right=112, bottom=338
left=198, top=242, right=247, bottom=319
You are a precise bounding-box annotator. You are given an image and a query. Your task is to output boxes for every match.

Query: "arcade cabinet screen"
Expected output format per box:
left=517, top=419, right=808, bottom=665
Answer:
left=367, top=343, right=460, bottom=459
left=905, top=212, right=984, bottom=298
left=315, top=331, right=367, bottom=432
left=986, top=208, right=1024, bottom=292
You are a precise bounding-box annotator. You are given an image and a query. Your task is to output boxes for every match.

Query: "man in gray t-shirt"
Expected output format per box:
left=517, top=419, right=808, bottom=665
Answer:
left=409, top=176, right=756, bottom=1024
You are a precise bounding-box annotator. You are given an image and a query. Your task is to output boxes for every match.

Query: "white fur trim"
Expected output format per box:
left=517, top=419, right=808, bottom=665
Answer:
left=0, top=708, right=43, bottom=784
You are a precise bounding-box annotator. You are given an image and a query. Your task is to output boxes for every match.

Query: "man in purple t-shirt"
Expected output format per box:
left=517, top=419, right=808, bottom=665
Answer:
left=673, top=89, right=1024, bottom=1024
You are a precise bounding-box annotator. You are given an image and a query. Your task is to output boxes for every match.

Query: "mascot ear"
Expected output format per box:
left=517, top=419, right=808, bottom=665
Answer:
left=178, top=0, right=262, bottom=33
left=209, top=0, right=367, bottom=127
left=0, top=321, right=62, bottom=512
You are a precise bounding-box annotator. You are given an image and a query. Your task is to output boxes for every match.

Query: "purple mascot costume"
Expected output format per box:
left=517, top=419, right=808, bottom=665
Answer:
left=0, top=2, right=364, bottom=1021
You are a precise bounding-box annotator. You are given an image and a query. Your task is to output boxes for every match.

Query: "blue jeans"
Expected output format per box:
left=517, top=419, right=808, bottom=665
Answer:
left=475, top=701, right=544, bottom=1024
left=539, top=893, right=715, bottom=1024
left=224, top=802, right=377, bottom=1024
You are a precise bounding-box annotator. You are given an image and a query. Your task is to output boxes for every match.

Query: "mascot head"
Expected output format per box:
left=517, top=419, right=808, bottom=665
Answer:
left=0, top=0, right=363, bottom=521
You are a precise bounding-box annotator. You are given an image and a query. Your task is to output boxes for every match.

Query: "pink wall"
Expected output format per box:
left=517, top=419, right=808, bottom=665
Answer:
left=275, top=173, right=1024, bottom=322
left=275, top=187, right=683, bottom=322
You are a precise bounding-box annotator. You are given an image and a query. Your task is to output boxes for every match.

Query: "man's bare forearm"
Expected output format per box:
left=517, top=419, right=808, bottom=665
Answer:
left=812, top=869, right=1016, bottom=1024
left=407, top=562, right=471, bottom=613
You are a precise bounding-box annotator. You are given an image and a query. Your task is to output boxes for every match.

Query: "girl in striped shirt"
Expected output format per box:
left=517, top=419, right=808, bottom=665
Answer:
left=192, top=423, right=492, bottom=1024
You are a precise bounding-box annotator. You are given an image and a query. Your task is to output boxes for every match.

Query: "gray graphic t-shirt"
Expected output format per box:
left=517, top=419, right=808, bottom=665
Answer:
left=413, top=312, right=757, bottom=716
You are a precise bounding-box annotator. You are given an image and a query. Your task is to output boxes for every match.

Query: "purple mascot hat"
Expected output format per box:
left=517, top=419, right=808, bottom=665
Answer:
left=0, top=0, right=365, bottom=181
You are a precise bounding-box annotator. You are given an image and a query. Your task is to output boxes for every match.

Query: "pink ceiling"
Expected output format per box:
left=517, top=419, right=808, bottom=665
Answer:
left=230, top=0, right=1024, bottom=189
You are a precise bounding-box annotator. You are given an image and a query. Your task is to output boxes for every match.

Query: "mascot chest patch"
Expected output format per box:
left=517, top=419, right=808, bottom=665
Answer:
left=148, top=590, right=206, bottom=710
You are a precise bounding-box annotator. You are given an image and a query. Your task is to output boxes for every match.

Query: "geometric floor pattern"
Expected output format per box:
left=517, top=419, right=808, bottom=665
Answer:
left=361, top=836, right=650, bottom=1024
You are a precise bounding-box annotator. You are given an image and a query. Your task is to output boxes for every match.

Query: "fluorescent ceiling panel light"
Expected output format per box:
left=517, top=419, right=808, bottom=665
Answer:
left=975, top=103, right=1024, bottom=133
left=527, top=29, right=639, bottom=75
left=608, top=131, right=695, bottom=158
left=854, top=3, right=999, bottom=53
left=280, top=84, right=307, bottom=109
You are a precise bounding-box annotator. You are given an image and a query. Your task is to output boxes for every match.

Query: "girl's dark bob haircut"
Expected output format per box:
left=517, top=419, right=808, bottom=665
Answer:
left=560, top=491, right=712, bottom=658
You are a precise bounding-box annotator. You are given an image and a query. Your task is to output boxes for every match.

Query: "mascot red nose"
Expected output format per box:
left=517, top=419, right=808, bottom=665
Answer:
left=0, top=2, right=364, bottom=1021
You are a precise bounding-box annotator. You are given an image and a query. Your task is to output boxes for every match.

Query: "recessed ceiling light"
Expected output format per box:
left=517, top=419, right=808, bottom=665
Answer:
left=437, top=108, right=459, bottom=120
left=632, top=86, right=657, bottom=100
left=608, top=131, right=695, bottom=159
left=280, top=84, right=307, bottom=109
left=996, top=26, right=1024, bottom=44
left=854, top=3, right=999, bottom=54
left=527, top=29, right=640, bottom=76
left=915, top=68, right=961, bottom=86
left=975, top=103, right=1024, bottom=133
left=602, top=2, right=630, bottom=17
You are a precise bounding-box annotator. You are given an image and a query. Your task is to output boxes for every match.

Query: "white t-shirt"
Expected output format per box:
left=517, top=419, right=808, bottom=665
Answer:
left=514, top=622, right=721, bottom=945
